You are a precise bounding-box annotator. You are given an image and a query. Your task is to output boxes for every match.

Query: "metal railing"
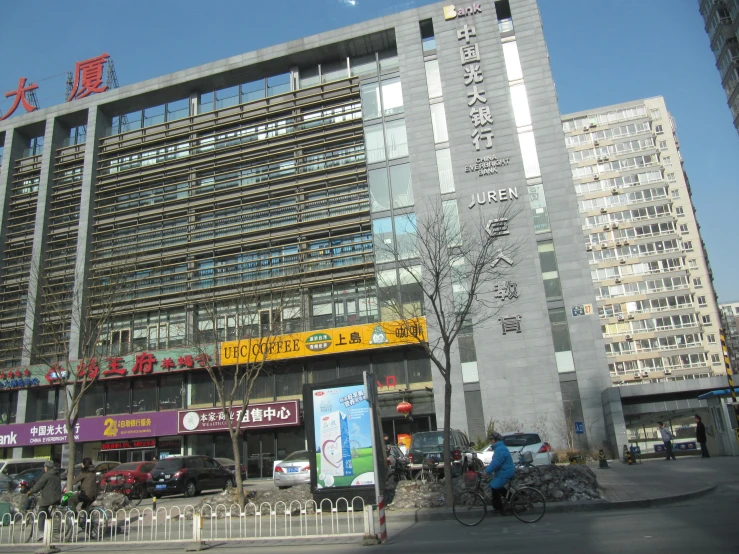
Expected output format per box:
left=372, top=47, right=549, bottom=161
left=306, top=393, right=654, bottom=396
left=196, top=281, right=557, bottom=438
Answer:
left=0, top=496, right=370, bottom=549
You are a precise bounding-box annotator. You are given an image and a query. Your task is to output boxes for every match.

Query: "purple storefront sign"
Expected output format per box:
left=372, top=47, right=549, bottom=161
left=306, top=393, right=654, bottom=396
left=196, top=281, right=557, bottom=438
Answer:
left=0, top=411, right=179, bottom=448
left=178, top=400, right=300, bottom=434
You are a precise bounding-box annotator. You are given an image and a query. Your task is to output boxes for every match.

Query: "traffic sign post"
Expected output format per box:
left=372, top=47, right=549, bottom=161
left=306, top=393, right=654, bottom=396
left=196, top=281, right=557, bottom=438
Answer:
left=574, top=421, right=584, bottom=434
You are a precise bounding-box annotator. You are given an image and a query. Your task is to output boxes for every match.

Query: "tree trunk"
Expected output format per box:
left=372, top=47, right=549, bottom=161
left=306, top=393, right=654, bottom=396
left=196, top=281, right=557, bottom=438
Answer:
left=65, top=395, right=76, bottom=491
left=231, top=431, right=246, bottom=508
left=443, top=378, right=453, bottom=507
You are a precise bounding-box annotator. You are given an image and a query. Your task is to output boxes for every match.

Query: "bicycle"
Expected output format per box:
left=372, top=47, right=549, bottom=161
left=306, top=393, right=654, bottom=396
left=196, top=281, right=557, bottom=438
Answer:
left=105, top=479, right=147, bottom=507
left=412, top=455, right=439, bottom=483
left=453, top=472, right=546, bottom=526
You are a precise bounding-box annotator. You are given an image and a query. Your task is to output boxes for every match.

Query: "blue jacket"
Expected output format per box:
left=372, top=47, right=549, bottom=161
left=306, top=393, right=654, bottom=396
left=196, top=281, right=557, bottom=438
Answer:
left=484, top=441, right=515, bottom=488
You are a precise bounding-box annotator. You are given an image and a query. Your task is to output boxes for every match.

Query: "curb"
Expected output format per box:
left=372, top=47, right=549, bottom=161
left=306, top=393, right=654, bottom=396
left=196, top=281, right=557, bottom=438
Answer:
left=386, top=484, right=717, bottom=522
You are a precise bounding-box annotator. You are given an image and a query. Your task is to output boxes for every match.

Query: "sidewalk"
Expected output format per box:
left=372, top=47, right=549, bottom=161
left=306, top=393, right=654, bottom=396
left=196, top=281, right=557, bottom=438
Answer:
left=388, top=455, right=733, bottom=521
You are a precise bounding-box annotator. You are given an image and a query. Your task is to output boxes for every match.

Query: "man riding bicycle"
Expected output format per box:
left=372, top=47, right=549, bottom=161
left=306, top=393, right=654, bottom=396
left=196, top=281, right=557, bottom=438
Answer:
left=70, top=458, right=98, bottom=513
left=27, top=460, right=62, bottom=540
left=483, top=432, right=515, bottom=515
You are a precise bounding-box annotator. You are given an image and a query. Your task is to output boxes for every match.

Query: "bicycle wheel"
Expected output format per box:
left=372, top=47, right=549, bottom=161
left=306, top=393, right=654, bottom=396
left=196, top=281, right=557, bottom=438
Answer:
left=510, top=487, right=546, bottom=523
left=129, top=484, right=146, bottom=507
left=11, top=513, right=35, bottom=543
left=88, top=509, right=105, bottom=540
left=453, top=491, right=487, bottom=526
left=51, top=510, right=75, bottom=543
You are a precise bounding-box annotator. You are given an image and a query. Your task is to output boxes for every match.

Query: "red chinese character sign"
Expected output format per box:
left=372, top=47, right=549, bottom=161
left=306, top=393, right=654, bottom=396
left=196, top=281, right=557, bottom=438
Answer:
left=67, top=53, right=110, bottom=101
left=0, top=77, right=38, bottom=121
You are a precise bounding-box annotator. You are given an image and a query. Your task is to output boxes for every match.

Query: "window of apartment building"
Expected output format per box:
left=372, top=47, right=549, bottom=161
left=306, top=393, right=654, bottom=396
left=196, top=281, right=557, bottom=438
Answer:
left=659, top=140, right=668, bottom=150
left=676, top=206, right=684, bottom=216
left=365, top=125, right=386, bottom=163
left=663, top=156, right=672, bottom=166
left=381, top=78, right=404, bottom=116
left=671, top=189, right=680, bottom=198
left=698, top=295, right=707, bottom=307
left=385, top=119, right=409, bottom=159
left=436, top=148, right=455, bottom=193
left=538, top=241, right=563, bottom=301
left=683, top=241, right=693, bottom=251
left=693, top=277, right=703, bottom=287
left=369, top=168, right=390, bottom=212
left=711, top=354, right=722, bottom=364
left=372, top=214, right=418, bottom=262
left=655, top=124, right=664, bottom=134
left=707, top=334, right=716, bottom=343
left=389, top=163, right=414, bottom=208
left=361, top=82, right=381, bottom=120
left=702, top=314, right=712, bottom=325
left=425, top=60, right=443, bottom=99
left=420, top=18, right=436, bottom=52
left=688, top=259, right=698, bottom=269
left=430, top=103, right=449, bottom=143
left=650, top=108, right=661, bottom=120
left=679, top=224, right=689, bottom=233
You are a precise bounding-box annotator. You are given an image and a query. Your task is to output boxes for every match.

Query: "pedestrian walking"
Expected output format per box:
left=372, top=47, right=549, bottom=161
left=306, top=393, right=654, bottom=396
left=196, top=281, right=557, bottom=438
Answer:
left=657, top=422, right=677, bottom=461
left=694, top=414, right=709, bottom=458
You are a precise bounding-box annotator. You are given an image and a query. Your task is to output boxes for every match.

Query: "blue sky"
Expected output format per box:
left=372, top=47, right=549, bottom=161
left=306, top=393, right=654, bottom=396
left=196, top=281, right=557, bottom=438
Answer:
left=2, top=0, right=737, bottom=300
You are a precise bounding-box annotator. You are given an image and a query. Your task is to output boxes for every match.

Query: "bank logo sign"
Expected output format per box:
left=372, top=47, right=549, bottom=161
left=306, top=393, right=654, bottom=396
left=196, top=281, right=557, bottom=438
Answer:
left=444, top=3, right=482, bottom=20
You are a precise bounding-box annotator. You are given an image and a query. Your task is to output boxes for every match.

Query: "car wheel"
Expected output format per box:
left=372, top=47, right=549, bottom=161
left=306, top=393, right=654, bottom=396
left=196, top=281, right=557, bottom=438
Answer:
left=184, top=480, right=197, bottom=498
left=278, top=486, right=288, bottom=490
left=224, top=477, right=235, bottom=490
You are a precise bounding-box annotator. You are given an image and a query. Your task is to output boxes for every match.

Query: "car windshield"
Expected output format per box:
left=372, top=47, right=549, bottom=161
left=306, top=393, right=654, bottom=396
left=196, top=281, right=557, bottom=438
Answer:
left=115, top=463, right=140, bottom=471
left=503, top=434, right=541, bottom=447
left=216, top=459, right=234, bottom=465
left=282, top=451, right=309, bottom=462
left=411, top=432, right=444, bottom=449
left=155, top=458, right=184, bottom=470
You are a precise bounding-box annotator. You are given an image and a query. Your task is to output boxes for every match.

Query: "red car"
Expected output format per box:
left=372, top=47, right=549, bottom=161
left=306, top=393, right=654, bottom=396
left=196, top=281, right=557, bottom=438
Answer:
left=99, top=461, right=156, bottom=506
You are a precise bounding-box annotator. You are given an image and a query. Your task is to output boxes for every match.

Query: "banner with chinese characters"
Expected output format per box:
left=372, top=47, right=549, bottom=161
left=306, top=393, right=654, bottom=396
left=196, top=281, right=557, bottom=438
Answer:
left=177, top=400, right=300, bottom=434
left=0, top=411, right=179, bottom=448
left=220, top=318, right=427, bottom=366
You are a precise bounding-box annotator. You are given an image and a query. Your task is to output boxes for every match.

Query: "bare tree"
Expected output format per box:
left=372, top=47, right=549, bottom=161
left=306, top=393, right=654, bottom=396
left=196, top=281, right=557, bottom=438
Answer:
left=191, top=283, right=301, bottom=508
left=375, top=199, right=520, bottom=506
left=555, top=400, right=576, bottom=451
left=25, top=256, right=131, bottom=482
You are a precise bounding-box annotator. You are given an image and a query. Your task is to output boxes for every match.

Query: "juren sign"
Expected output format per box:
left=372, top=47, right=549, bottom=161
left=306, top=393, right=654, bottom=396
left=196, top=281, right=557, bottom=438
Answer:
left=444, top=3, right=482, bottom=20
left=468, top=188, right=519, bottom=209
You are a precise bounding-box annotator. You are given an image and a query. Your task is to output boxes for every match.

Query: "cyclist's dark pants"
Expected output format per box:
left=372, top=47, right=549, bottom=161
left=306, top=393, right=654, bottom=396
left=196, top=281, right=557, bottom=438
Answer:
left=491, top=488, right=505, bottom=511
left=70, top=491, right=93, bottom=513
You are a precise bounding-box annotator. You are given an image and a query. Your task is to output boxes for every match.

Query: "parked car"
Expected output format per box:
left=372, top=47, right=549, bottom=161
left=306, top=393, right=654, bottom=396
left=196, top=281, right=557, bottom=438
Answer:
left=0, top=474, right=11, bottom=493
left=273, top=450, right=310, bottom=489
left=146, top=456, right=235, bottom=498
left=100, top=461, right=156, bottom=497
left=10, top=467, right=45, bottom=493
left=0, top=458, right=48, bottom=478
left=408, top=430, right=476, bottom=478
left=477, top=432, right=552, bottom=466
left=215, top=458, right=247, bottom=480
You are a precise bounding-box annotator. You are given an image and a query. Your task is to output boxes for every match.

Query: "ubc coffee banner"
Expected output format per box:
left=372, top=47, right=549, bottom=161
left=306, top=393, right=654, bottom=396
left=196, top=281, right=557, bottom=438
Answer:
left=312, top=384, right=374, bottom=489
left=177, top=400, right=300, bottom=434
left=0, top=411, right=179, bottom=448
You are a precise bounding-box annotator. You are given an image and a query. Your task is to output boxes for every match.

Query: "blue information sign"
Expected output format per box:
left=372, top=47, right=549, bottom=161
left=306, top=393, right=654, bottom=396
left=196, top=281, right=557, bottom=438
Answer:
left=574, top=421, right=585, bottom=434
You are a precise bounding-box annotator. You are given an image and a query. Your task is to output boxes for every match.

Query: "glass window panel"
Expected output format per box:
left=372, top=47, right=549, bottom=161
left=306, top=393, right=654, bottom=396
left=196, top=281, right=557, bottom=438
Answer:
left=538, top=241, right=562, bottom=301
left=198, top=92, right=214, bottom=114
left=351, top=54, right=377, bottom=77
left=132, top=379, right=157, bottom=413
left=425, top=60, right=443, bottom=99
left=549, top=308, right=575, bottom=373
left=166, top=98, right=189, bottom=121
left=365, top=125, right=386, bottom=163
left=519, top=131, right=541, bottom=178
left=361, top=82, right=381, bottom=120
left=251, top=373, right=275, bottom=402
left=242, top=79, right=266, bottom=103
left=379, top=50, right=399, bottom=72
left=106, top=380, right=130, bottom=415
left=267, top=73, right=291, bottom=96
left=407, top=351, right=432, bottom=388
left=322, top=61, right=348, bottom=83
left=430, top=103, right=449, bottom=143
left=300, top=66, right=320, bottom=88
left=339, top=354, right=370, bottom=379
left=502, top=41, right=523, bottom=81
left=26, top=389, right=56, bottom=422
left=510, top=83, right=532, bottom=128
left=275, top=364, right=303, bottom=399
left=79, top=384, right=105, bottom=418
left=159, top=374, right=184, bottom=410
left=436, top=148, right=455, bottom=193
left=369, top=168, right=391, bottom=212
left=372, top=217, right=395, bottom=263
left=215, top=85, right=239, bottom=109
left=400, top=266, right=424, bottom=317
left=381, top=77, right=404, bottom=116
left=461, top=361, right=480, bottom=383
left=311, top=287, right=334, bottom=330
left=0, top=392, right=16, bottom=424
left=389, top=163, right=413, bottom=208
left=144, top=104, right=166, bottom=127
left=442, top=200, right=461, bottom=246
left=308, top=359, right=337, bottom=383
left=385, top=119, right=408, bottom=159
left=372, top=351, right=406, bottom=390
left=394, top=214, right=419, bottom=260
left=189, top=434, right=213, bottom=457
left=190, top=371, right=214, bottom=408
left=527, top=184, right=550, bottom=233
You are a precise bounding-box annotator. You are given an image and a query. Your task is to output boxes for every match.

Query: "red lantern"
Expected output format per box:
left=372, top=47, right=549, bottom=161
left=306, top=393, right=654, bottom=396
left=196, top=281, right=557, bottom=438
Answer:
left=396, top=400, right=413, bottom=418
left=14, top=370, right=21, bottom=378
left=0, top=372, right=5, bottom=380
left=23, top=369, right=30, bottom=377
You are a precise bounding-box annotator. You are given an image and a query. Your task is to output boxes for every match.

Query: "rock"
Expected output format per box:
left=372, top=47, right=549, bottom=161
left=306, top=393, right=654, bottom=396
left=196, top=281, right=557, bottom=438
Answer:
left=92, top=492, right=130, bottom=511
left=388, top=465, right=601, bottom=509
left=0, top=492, right=32, bottom=515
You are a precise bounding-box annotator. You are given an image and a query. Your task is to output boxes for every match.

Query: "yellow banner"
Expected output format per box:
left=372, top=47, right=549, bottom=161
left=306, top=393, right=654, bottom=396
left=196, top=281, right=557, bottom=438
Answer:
left=220, top=318, right=427, bottom=365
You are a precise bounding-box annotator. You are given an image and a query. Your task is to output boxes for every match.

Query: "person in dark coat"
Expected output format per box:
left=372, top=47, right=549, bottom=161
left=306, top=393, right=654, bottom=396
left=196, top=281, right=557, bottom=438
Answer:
left=27, top=461, right=62, bottom=540
left=695, top=414, right=709, bottom=458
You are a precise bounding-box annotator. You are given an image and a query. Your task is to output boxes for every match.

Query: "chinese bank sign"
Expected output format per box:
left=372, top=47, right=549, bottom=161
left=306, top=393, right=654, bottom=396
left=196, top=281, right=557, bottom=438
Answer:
left=220, top=318, right=427, bottom=365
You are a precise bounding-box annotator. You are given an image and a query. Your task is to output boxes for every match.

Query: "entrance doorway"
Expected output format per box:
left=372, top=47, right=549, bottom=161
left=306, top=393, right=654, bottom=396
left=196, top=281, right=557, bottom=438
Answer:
left=246, top=432, right=275, bottom=479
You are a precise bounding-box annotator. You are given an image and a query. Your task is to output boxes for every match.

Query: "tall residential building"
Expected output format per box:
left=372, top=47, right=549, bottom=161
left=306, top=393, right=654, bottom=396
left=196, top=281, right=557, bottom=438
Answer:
left=0, top=0, right=616, bottom=465
left=719, top=301, right=739, bottom=369
left=563, top=97, right=725, bottom=386
left=699, top=0, right=739, bottom=134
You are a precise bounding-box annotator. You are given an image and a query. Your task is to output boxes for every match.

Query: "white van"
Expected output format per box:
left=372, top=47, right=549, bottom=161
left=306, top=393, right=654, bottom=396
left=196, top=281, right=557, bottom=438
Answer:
left=0, top=458, right=49, bottom=477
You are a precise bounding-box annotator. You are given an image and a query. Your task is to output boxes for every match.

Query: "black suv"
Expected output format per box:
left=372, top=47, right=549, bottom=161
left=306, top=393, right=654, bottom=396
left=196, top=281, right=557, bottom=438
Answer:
left=408, top=430, right=477, bottom=477
left=147, top=456, right=234, bottom=498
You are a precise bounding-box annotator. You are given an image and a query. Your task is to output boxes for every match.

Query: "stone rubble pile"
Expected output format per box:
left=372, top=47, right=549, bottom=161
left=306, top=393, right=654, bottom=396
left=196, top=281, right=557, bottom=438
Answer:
left=193, top=485, right=314, bottom=518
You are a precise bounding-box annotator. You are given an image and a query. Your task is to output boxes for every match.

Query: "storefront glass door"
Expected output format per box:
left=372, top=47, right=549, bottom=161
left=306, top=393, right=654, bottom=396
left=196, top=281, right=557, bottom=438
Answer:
left=246, top=432, right=275, bottom=479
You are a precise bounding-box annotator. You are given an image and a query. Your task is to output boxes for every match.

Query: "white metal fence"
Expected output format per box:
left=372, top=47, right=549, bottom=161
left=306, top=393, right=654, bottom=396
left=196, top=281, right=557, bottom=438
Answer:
left=0, top=496, right=371, bottom=549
